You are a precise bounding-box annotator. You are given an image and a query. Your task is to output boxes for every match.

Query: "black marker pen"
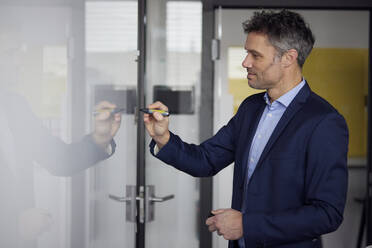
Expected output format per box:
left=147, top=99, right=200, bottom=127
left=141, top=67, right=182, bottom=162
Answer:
left=140, top=108, right=170, bottom=117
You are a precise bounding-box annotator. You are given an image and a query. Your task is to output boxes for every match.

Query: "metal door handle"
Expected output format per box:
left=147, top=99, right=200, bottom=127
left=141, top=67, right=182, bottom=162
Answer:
left=108, top=185, right=174, bottom=223
left=109, top=195, right=130, bottom=202
left=150, top=194, right=174, bottom=203
left=109, top=194, right=141, bottom=202
left=146, top=185, right=174, bottom=222
left=108, top=186, right=138, bottom=222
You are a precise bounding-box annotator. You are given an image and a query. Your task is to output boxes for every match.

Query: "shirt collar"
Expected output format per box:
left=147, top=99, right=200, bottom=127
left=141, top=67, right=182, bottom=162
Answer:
left=263, top=78, right=306, bottom=108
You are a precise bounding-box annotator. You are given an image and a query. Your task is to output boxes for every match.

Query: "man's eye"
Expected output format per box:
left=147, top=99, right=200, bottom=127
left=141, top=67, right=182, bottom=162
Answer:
left=245, top=51, right=259, bottom=59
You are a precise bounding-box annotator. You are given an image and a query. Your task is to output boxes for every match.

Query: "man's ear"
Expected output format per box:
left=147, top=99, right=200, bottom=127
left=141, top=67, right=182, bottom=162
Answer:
left=281, top=49, right=298, bottom=67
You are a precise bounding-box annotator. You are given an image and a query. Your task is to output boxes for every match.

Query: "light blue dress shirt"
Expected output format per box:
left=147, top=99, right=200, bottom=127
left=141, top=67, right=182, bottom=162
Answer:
left=238, top=79, right=305, bottom=248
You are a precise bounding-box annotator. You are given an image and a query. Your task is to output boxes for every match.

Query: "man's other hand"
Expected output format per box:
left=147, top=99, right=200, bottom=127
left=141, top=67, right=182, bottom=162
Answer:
left=206, top=208, right=243, bottom=240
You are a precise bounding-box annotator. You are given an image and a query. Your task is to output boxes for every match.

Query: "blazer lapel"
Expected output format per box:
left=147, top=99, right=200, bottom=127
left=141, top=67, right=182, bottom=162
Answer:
left=240, top=98, right=266, bottom=189
left=248, top=83, right=311, bottom=185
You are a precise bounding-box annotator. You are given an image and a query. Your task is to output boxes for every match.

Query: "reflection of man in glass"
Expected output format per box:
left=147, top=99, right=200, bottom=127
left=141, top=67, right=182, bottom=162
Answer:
left=0, top=29, right=122, bottom=247
left=0, top=94, right=121, bottom=247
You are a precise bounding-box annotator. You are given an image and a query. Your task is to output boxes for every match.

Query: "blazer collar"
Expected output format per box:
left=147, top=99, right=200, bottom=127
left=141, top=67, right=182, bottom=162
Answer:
left=245, top=82, right=311, bottom=189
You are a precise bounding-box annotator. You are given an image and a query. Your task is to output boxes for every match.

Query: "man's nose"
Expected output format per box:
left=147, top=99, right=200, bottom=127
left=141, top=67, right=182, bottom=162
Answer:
left=242, top=54, right=252, bottom=68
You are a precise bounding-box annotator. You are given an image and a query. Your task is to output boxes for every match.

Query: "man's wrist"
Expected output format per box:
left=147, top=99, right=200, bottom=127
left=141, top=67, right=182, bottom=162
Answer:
left=106, top=142, right=113, bottom=155
left=154, top=131, right=170, bottom=149
left=154, top=144, right=160, bottom=155
left=92, top=133, right=111, bottom=150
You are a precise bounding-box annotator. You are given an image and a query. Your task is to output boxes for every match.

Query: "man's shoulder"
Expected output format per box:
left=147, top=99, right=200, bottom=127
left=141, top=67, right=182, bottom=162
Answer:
left=297, top=90, right=347, bottom=129
left=244, top=92, right=266, bottom=102
left=305, top=91, right=342, bottom=116
left=238, top=92, right=266, bottom=110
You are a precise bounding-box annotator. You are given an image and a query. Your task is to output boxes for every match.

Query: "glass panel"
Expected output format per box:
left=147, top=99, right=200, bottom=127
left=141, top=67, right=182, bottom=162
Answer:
left=0, top=0, right=137, bottom=248
left=85, top=1, right=137, bottom=248
left=0, top=2, right=73, bottom=247
left=146, top=1, right=202, bottom=247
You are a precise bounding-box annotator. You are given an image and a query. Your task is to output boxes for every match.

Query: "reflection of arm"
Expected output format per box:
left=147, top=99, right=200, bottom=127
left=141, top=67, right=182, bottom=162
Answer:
left=7, top=94, right=114, bottom=176
left=242, top=113, right=348, bottom=246
left=150, top=110, right=241, bottom=177
left=36, top=132, right=115, bottom=176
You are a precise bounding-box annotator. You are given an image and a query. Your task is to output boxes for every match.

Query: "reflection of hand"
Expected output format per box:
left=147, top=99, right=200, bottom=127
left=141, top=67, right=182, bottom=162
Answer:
left=18, top=208, right=53, bottom=240
left=92, top=101, right=122, bottom=150
left=143, top=101, right=170, bottom=149
left=205, top=208, right=243, bottom=240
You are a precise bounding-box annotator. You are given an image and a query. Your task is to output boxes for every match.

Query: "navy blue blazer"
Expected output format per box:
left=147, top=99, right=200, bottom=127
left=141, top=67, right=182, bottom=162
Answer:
left=150, top=83, right=349, bottom=248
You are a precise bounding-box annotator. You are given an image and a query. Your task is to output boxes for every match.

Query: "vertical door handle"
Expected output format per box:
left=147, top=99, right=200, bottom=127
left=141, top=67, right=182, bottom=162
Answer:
left=146, top=185, right=174, bottom=222
left=108, top=185, right=138, bottom=222
left=149, top=194, right=174, bottom=202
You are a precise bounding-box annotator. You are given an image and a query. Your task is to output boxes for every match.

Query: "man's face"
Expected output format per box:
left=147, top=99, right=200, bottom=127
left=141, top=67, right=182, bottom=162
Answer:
left=242, top=32, right=284, bottom=90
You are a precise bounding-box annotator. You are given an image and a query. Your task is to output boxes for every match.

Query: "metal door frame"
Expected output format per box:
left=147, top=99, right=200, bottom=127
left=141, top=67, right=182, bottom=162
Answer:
left=137, top=0, right=146, bottom=247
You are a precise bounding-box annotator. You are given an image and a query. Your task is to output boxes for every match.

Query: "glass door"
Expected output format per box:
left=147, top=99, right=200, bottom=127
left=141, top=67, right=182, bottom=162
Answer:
left=85, top=1, right=138, bottom=248
left=88, top=0, right=204, bottom=247
left=0, top=0, right=204, bottom=247
left=144, top=0, right=203, bottom=247
left=86, top=0, right=204, bottom=247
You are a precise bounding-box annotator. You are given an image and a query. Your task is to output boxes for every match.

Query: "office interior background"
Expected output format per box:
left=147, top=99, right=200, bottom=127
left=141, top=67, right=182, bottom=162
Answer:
left=0, top=0, right=371, bottom=247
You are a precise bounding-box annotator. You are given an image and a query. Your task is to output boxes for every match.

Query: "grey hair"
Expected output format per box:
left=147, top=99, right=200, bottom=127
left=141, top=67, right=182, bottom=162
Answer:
left=243, top=9, right=315, bottom=67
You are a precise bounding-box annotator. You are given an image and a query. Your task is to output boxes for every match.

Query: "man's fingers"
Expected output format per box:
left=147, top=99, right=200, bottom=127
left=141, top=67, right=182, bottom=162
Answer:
left=143, top=113, right=151, bottom=123
left=152, top=111, right=165, bottom=121
left=212, top=209, right=227, bottom=215
left=110, top=117, right=122, bottom=137
left=205, top=217, right=215, bottom=226
left=95, top=111, right=111, bottom=121
left=114, top=113, right=121, bottom=122
left=223, top=234, right=230, bottom=240
left=94, top=101, right=118, bottom=121
left=206, top=216, right=217, bottom=233
left=208, top=225, right=217, bottom=232
left=95, top=101, right=116, bottom=111
left=148, top=101, right=169, bottom=112
left=208, top=226, right=215, bottom=232
left=142, top=110, right=165, bottom=122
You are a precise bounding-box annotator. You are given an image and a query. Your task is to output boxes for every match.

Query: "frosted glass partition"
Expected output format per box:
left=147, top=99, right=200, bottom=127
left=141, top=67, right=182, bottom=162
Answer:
left=145, top=1, right=202, bottom=248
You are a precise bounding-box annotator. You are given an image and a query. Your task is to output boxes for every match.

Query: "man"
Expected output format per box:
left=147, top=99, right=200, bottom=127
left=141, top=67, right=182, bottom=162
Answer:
left=144, top=9, right=348, bottom=248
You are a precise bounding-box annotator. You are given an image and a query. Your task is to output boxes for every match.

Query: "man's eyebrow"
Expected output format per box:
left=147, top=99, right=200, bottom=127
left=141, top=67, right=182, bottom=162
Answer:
left=245, top=49, right=262, bottom=56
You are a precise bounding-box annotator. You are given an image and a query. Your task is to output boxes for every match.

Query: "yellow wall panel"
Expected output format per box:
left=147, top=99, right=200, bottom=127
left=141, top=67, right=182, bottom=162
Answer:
left=303, top=48, right=368, bottom=157
left=228, top=78, right=264, bottom=113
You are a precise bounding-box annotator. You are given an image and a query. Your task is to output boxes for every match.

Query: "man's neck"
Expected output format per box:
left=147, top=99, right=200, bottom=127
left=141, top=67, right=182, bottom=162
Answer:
left=267, top=70, right=303, bottom=102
